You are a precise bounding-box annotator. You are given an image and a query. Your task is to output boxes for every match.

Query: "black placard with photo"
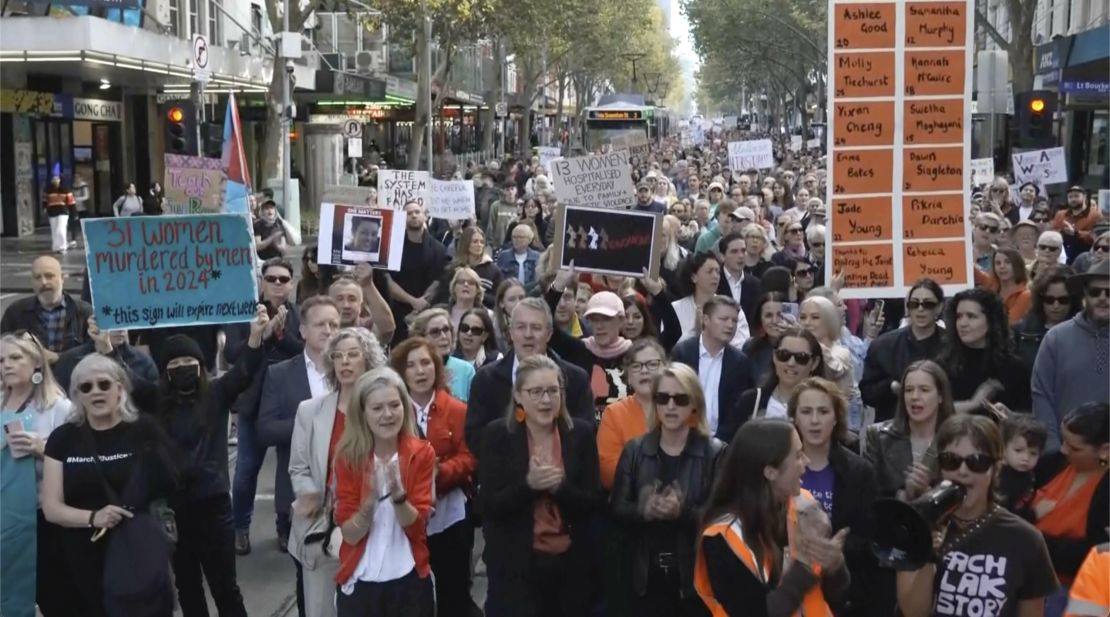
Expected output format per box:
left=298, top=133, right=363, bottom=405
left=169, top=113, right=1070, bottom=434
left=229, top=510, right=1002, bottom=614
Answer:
left=553, top=205, right=662, bottom=278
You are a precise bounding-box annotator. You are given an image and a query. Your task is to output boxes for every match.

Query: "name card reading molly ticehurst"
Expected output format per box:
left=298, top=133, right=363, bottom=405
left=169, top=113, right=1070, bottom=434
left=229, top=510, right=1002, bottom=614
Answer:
left=83, top=214, right=259, bottom=330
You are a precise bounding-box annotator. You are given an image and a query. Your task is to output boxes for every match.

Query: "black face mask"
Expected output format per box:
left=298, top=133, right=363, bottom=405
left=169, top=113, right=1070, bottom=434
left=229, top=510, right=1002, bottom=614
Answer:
left=167, top=365, right=200, bottom=392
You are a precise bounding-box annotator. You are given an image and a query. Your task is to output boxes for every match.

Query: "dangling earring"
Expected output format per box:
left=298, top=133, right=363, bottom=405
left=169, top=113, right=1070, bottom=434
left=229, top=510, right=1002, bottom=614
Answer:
left=514, top=406, right=525, bottom=423
left=30, top=369, right=43, bottom=385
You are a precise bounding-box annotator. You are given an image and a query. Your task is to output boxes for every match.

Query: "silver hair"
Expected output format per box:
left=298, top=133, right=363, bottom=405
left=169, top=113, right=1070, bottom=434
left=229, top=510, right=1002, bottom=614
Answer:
left=66, top=354, right=139, bottom=425
left=510, top=297, right=553, bottom=331
left=321, top=327, right=388, bottom=390
left=806, top=224, right=826, bottom=244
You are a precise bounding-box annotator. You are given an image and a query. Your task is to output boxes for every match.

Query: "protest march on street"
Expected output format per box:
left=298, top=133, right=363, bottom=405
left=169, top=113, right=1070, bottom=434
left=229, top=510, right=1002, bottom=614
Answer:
left=0, top=2, right=1108, bottom=617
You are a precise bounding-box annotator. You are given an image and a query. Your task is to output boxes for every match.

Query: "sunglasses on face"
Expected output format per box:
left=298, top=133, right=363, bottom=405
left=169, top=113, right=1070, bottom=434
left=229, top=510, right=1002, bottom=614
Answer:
left=458, top=323, right=486, bottom=336
left=774, top=349, right=813, bottom=364
left=78, top=379, right=114, bottom=394
left=906, top=299, right=940, bottom=310
left=264, top=275, right=292, bottom=284
left=427, top=326, right=452, bottom=338
left=1087, top=286, right=1110, bottom=299
left=795, top=268, right=814, bottom=277
left=654, top=392, right=692, bottom=407
left=1042, top=294, right=1071, bottom=306
left=938, top=451, right=995, bottom=473
left=1037, top=244, right=1061, bottom=252
left=978, top=225, right=1000, bottom=234
left=1095, top=244, right=1110, bottom=253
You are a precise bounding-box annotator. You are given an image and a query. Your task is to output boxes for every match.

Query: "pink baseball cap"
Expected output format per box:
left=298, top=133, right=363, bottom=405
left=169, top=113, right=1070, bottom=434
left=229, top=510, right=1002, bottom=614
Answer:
left=583, top=291, right=625, bottom=318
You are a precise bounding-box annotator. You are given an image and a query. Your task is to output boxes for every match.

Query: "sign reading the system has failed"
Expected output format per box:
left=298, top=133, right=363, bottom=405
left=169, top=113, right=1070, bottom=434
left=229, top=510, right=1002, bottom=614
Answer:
left=83, top=214, right=258, bottom=329
left=550, top=151, right=636, bottom=209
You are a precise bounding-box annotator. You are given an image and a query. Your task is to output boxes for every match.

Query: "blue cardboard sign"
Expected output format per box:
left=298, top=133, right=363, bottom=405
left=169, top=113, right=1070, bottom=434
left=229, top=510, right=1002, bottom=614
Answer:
left=83, top=214, right=259, bottom=330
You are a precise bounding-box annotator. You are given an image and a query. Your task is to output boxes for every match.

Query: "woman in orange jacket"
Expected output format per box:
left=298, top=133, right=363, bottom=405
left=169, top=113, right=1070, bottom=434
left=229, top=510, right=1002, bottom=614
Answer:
left=391, top=337, right=479, bottom=617
left=333, top=368, right=436, bottom=617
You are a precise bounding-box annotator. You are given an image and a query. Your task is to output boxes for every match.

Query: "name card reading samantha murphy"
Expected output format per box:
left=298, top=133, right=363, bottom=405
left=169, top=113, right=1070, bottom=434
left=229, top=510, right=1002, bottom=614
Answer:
left=83, top=214, right=259, bottom=330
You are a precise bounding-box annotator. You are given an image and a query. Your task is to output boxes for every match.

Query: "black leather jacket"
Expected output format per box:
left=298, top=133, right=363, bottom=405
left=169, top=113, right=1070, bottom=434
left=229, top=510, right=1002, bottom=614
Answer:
left=862, top=419, right=938, bottom=499
left=611, top=429, right=726, bottom=598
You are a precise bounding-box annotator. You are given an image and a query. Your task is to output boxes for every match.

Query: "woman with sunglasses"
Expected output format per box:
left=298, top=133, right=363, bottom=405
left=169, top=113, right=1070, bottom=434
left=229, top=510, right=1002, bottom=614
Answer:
left=787, top=377, right=882, bottom=617
left=390, top=338, right=478, bottom=617
left=453, top=308, right=500, bottom=369
left=938, top=288, right=1031, bottom=415
left=986, top=248, right=1032, bottom=324
left=772, top=219, right=808, bottom=266
left=288, top=327, right=386, bottom=617
left=332, top=368, right=436, bottom=617
left=408, top=308, right=475, bottom=402
left=1073, top=230, right=1110, bottom=274
left=479, top=355, right=601, bottom=617
left=895, top=415, right=1058, bottom=617
left=41, top=352, right=180, bottom=617
left=736, top=325, right=826, bottom=424
left=986, top=177, right=1018, bottom=224
left=863, top=360, right=954, bottom=501
left=491, top=278, right=527, bottom=353
left=1, top=332, right=71, bottom=617
left=1032, top=402, right=1109, bottom=617
left=611, top=364, right=724, bottom=616
left=1013, top=266, right=1078, bottom=369
left=1033, top=230, right=1067, bottom=281
left=695, top=419, right=849, bottom=617
left=741, top=292, right=791, bottom=385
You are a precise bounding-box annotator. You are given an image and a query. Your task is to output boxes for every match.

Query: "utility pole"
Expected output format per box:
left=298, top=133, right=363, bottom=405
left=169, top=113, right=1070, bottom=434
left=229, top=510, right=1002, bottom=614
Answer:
left=281, top=0, right=291, bottom=218
left=422, top=0, right=434, bottom=174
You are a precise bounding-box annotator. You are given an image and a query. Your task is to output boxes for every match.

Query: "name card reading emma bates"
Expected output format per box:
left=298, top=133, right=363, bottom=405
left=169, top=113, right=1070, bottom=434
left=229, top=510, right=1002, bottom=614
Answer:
left=905, top=2, right=966, bottom=47
left=834, top=245, right=895, bottom=288
left=904, top=100, right=964, bottom=145
left=832, top=150, right=894, bottom=194
left=834, top=4, right=896, bottom=49
left=834, top=102, right=895, bottom=146
left=835, top=52, right=896, bottom=98
left=832, top=197, right=893, bottom=242
left=903, top=147, right=963, bottom=191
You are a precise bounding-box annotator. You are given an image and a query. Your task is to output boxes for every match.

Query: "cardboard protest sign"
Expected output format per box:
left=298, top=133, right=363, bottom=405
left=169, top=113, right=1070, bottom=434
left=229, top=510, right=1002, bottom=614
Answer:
left=551, top=205, right=663, bottom=278
left=550, top=151, right=636, bottom=210
left=727, top=140, right=775, bottom=171
left=318, top=186, right=404, bottom=270
left=827, top=0, right=974, bottom=299
left=807, top=138, right=822, bottom=149
left=83, top=214, right=258, bottom=329
left=538, top=146, right=562, bottom=170
left=969, top=158, right=995, bottom=186
left=377, top=170, right=430, bottom=210
left=164, top=154, right=226, bottom=214
left=428, top=179, right=476, bottom=220
left=790, top=135, right=803, bottom=152
left=1012, top=147, right=1067, bottom=185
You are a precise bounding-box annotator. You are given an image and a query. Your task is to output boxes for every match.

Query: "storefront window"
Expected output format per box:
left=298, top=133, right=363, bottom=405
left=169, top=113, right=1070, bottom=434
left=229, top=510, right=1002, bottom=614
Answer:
left=1088, top=113, right=1108, bottom=178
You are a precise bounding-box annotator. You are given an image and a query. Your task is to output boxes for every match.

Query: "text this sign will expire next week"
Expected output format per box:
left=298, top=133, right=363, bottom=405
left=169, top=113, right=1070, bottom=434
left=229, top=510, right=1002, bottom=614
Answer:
left=827, top=0, right=974, bottom=299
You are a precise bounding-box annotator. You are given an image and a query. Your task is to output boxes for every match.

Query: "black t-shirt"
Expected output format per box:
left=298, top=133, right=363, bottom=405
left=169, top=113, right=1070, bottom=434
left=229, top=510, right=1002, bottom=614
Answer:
left=645, top=451, right=682, bottom=556
left=932, top=508, right=1058, bottom=617
left=44, top=417, right=171, bottom=511
left=253, top=219, right=284, bottom=260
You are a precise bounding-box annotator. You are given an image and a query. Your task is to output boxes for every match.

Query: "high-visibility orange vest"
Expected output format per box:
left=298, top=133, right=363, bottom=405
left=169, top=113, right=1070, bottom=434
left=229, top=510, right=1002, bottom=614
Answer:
left=1065, top=543, right=1109, bottom=617
left=695, top=490, right=833, bottom=617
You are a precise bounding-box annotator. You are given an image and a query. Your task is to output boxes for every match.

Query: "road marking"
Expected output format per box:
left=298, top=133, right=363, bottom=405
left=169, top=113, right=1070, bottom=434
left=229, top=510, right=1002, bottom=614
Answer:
left=256, top=493, right=275, bottom=501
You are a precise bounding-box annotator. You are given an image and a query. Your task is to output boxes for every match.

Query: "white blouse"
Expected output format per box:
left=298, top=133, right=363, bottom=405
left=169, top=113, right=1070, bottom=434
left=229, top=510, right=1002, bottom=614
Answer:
left=341, top=453, right=415, bottom=593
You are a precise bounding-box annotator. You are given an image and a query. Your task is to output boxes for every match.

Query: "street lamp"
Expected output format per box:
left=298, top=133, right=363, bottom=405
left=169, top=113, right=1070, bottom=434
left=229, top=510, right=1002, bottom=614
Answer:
left=620, top=52, right=645, bottom=92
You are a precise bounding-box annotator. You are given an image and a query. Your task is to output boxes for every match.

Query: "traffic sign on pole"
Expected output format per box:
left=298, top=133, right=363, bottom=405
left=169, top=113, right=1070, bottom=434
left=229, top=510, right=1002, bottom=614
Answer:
left=343, top=119, right=362, bottom=138
left=192, top=34, right=210, bottom=82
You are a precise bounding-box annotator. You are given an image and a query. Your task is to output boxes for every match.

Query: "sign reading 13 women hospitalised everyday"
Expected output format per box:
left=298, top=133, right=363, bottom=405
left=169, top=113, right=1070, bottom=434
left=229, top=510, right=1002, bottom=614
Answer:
left=82, top=214, right=259, bottom=330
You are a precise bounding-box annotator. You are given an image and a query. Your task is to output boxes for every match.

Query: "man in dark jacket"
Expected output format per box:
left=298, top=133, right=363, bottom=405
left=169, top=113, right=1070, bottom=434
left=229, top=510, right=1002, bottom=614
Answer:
left=1, top=256, right=91, bottom=353
left=465, top=297, right=594, bottom=458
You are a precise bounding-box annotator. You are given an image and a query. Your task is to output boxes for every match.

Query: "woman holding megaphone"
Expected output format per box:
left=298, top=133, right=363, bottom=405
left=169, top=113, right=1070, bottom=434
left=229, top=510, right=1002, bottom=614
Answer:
left=895, top=415, right=1059, bottom=617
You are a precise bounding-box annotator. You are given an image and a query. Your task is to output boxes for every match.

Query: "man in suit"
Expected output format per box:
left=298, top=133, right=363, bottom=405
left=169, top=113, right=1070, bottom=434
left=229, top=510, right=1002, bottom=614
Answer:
left=671, top=295, right=757, bottom=443
left=465, top=297, right=594, bottom=458
left=716, top=230, right=763, bottom=326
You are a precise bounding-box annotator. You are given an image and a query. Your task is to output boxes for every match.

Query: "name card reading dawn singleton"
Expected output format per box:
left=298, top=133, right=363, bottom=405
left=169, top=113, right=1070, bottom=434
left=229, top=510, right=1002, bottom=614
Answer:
left=827, top=0, right=973, bottom=298
left=83, top=214, right=259, bottom=330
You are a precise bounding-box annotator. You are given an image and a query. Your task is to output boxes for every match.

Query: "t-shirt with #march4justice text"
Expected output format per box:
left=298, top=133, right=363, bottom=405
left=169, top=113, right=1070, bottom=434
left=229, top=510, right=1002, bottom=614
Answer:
left=931, top=508, right=1058, bottom=617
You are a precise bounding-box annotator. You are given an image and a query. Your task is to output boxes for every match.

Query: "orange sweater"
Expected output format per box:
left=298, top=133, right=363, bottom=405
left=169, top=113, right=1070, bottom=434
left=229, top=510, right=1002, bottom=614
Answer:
left=976, top=272, right=1031, bottom=324
left=597, top=396, right=649, bottom=489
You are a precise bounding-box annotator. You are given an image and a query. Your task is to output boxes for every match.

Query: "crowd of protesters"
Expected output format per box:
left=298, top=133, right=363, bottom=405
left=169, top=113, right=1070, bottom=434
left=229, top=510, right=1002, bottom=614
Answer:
left=2, top=130, right=1108, bottom=617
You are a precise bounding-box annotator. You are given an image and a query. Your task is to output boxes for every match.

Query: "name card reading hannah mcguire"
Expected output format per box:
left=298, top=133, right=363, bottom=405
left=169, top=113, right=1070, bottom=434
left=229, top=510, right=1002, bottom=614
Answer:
left=83, top=214, right=259, bottom=329
left=828, top=0, right=973, bottom=298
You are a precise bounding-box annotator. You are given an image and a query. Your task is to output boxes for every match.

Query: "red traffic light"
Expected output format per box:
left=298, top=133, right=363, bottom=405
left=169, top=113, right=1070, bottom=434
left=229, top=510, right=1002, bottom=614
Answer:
left=166, top=106, right=186, bottom=123
left=1029, top=98, right=1046, bottom=113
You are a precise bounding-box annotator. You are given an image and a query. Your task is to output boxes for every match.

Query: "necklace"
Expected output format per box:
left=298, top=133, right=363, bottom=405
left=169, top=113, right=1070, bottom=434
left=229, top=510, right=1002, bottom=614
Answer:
left=941, top=505, right=999, bottom=557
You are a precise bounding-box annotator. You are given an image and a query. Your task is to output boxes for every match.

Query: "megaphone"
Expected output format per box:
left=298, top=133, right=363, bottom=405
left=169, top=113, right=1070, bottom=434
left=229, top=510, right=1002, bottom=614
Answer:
left=870, top=480, right=967, bottom=570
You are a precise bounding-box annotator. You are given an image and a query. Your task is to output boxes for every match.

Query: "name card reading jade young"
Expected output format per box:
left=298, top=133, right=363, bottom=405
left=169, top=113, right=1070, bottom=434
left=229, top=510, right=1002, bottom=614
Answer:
left=83, top=214, right=259, bottom=330
left=828, top=0, right=974, bottom=298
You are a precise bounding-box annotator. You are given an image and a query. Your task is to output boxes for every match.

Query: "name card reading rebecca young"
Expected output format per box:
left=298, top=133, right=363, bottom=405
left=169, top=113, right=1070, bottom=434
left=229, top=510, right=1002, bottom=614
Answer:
left=83, top=215, right=259, bottom=329
left=827, top=0, right=973, bottom=298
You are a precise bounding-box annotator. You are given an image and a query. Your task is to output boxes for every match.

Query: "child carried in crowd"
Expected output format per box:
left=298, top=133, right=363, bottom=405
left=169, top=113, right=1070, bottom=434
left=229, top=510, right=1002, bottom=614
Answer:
left=998, top=413, right=1048, bottom=521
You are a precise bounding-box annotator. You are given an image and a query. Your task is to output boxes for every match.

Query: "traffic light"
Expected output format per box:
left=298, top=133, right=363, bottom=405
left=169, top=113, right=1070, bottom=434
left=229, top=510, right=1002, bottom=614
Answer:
left=1014, top=90, right=1056, bottom=149
left=160, top=100, right=197, bottom=155
left=199, top=122, right=223, bottom=158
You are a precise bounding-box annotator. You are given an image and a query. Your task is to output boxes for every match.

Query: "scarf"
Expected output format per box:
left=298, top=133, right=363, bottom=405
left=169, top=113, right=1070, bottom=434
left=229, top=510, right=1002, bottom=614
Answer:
left=582, top=335, right=633, bottom=359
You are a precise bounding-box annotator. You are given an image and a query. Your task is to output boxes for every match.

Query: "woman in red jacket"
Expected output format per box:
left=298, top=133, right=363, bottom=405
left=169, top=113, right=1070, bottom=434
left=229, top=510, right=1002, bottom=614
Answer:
left=333, top=367, right=436, bottom=616
left=391, top=337, right=479, bottom=617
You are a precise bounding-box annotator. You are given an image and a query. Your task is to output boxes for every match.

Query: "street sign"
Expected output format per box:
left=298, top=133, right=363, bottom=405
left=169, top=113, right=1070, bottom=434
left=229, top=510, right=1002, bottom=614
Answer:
left=495, top=102, right=508, bottom=118
left=347, top=137, right=363, bottom=159
left=342, top=119, right=362, bottom=138
left=192, top=34, right=210, bottom=83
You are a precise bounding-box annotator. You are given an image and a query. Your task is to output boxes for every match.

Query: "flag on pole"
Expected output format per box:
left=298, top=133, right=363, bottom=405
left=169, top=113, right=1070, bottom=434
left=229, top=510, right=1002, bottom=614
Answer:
left=221, top=93, right=252, bottom=215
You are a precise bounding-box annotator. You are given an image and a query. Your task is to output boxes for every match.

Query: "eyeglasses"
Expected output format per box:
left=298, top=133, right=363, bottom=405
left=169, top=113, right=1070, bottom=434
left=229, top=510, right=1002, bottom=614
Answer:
left=458, top=323, right=486, bottom=336
left=1042, top=295, right=1071, bottom=306
left=978, top=225, right=1000, bottom=234
left=1086, top=286, right=1110, bottom=299
left=990, top=188, right=1006, bottom=193
left=774, top=349, right=814, bottom=364
left=654, top=392, right=692, bottom=407
left=938, top=451, right=995, bottom=473
left=329, top=350, right=364, bottom=362
left=1037, top=244, right=1061, bottom=252
left=427, top=326, right=452, bottom=338
left=906, top=299, right=940, bottom=310
left=787, top=227, right=804, bottom=234
left=78, top=379, right=114, bottom=394
left=455, top=279, right=478, bottom=288
left=264, top=275, right=292, bottom=284
left=628, top=359, right=663, bottom=373
left=522, top=386, right=562, bottom=402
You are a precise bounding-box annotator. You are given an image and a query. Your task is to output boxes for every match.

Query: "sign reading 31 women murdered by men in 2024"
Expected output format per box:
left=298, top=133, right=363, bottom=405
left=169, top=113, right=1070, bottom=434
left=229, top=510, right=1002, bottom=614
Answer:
left=552, top=205, right=664, bottom=278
